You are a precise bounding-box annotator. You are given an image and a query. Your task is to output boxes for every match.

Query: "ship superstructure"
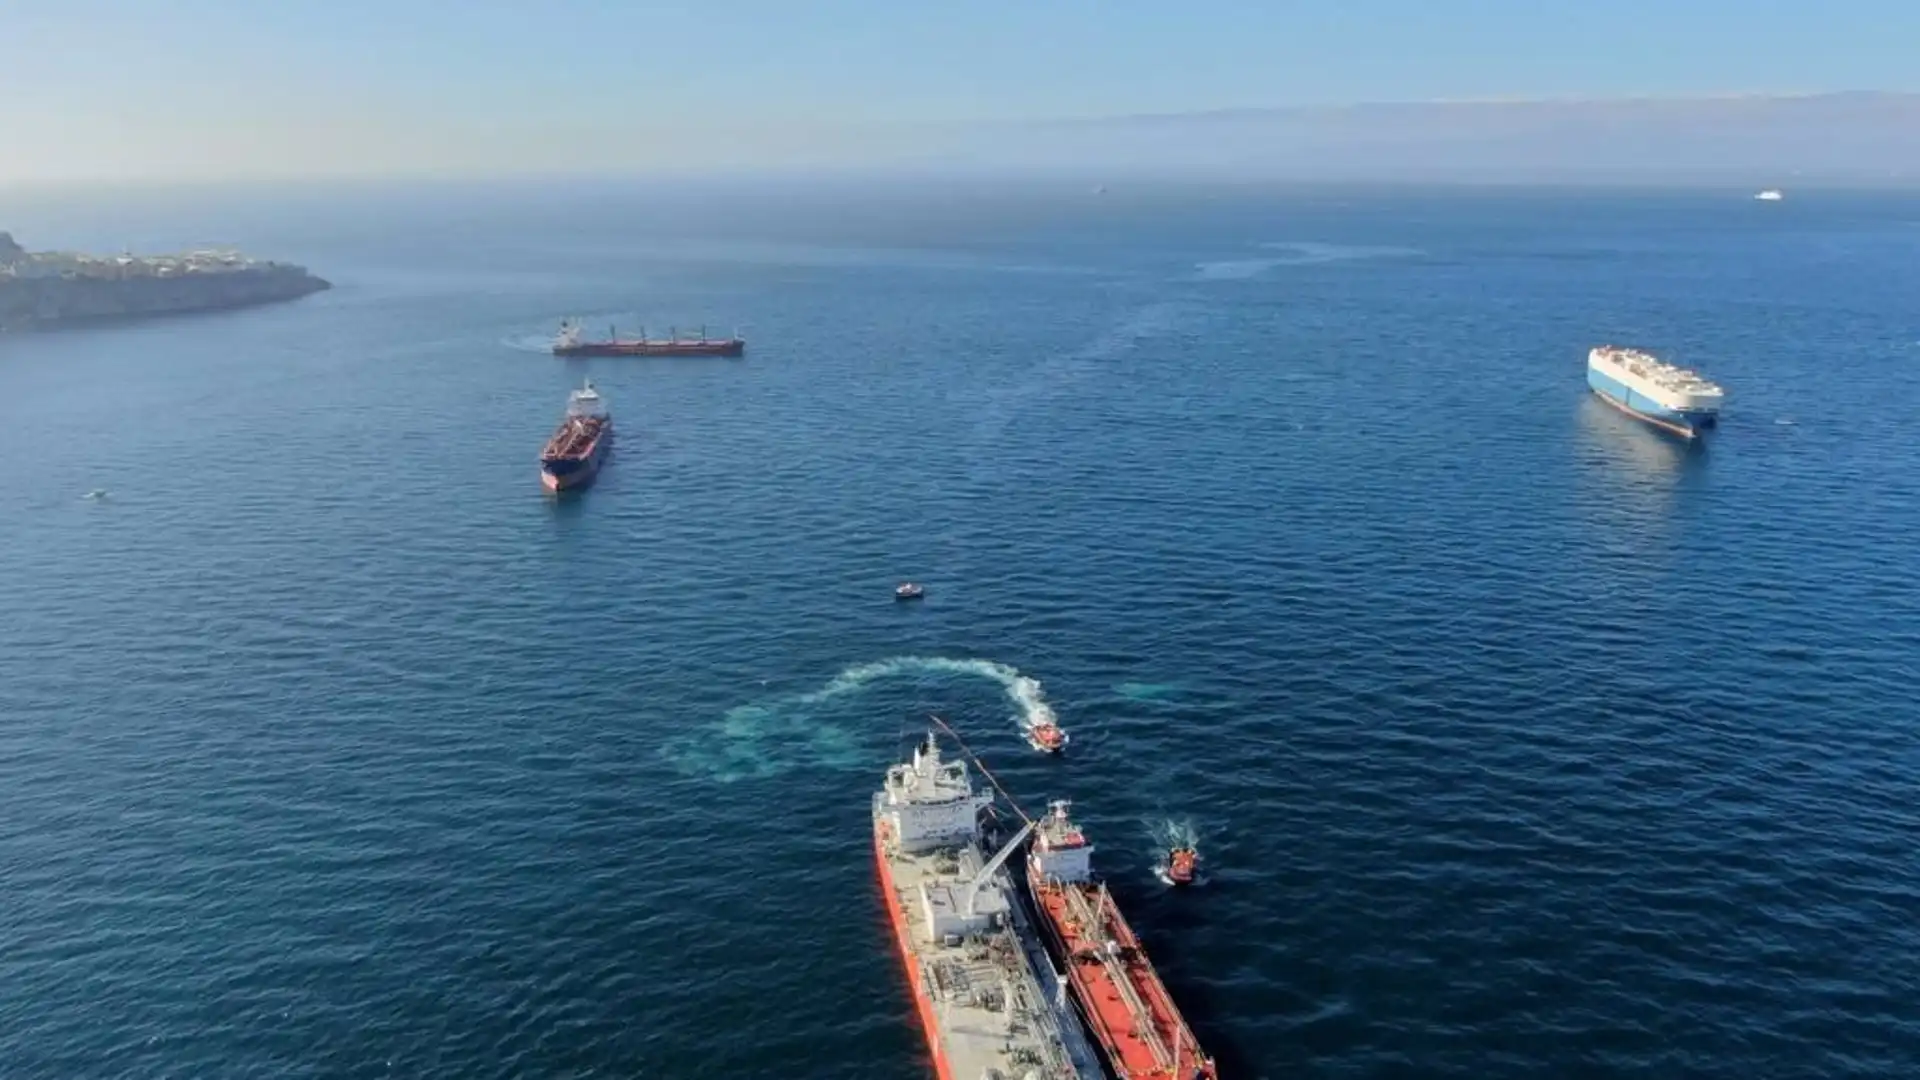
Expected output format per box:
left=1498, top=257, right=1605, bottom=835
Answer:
left=873, top=734, right=1103, bottom=1080
left=1587, top=345, right=1725, bottom=439
left=1028, top=800, right=1217, bottom=1080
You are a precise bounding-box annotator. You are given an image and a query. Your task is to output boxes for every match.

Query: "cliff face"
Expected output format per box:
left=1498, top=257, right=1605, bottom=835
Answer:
left=0, top=266, right=331, bottom=330
left=0, top=233, right=330, bottom=331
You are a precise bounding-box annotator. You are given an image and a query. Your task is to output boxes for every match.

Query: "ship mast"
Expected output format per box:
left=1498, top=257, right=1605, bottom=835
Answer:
left=928, top=714, right=1033, bottom=825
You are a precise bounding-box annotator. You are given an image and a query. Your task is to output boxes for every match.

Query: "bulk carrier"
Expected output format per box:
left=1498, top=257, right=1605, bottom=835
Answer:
left=552, top=320, right=744, bottom=357
left=1028, top=800, right=1217, bottom=1080
left=873, top=733, right=1104, bottom=1080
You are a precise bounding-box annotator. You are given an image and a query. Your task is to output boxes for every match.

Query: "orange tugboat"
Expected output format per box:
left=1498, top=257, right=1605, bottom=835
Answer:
left=1161, top=846, right=1199, bottom=887
left=1028, top=800, right=1217, bottom=1079
left=1026, top=721, right=1068, bottom=754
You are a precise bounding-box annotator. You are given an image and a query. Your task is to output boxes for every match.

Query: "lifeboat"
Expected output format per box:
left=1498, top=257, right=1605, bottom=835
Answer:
left=1163, top=847, right=1198, bottom=887
left=1026, top=721, right=1068, bottom=754
left=894, top=582, right=925, bottom=601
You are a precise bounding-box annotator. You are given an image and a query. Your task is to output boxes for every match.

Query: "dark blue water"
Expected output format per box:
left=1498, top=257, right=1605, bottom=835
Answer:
left=3, top=180, right=1918, bottom=1078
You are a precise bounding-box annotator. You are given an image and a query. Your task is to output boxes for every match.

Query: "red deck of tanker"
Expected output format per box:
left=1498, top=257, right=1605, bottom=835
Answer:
left=1028, top=801, right=1216, bottom=1080
left=541, top=414, right=605, bottom=459
left=539, top=380, right=612, bottom=491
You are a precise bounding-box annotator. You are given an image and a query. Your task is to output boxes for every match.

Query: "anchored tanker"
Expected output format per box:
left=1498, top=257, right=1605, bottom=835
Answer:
left=1587, top=345, right=1725, bottom=439
left=872, top=733, right=1103, bottom=1080
left=539, top=379, right=611, bottom=491
left=1028, top=800, right=1217, bottom=1079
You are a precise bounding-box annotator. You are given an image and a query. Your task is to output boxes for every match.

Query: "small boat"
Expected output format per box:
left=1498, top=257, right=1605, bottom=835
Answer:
left=1025, top=721, right=1068, bottom=754
left=1754, top=188, right=1784, bottom=202
left=1161, top=846, right=1199, bottom=887
left=894, top=582, right=925, bottom=601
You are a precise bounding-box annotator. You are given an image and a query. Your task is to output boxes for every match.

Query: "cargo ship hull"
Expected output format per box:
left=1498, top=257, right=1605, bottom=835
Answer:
left=871, top=736, right=1102, bottom=1080
left=873, top=826, right=956, bottom=1080
left=539, top=436, right=608, bottom=491
left=1587, top=367, right=1717, bottom=438
left=540, top=380, right=612, bottom=492
left=554, top=339, right=743, bottom=357
left=1028, top=876, right=1214, bottom=1080
left=1026, top=801, right=1215, bottom=1079
left=1587, top=346, right=1722, bottom=440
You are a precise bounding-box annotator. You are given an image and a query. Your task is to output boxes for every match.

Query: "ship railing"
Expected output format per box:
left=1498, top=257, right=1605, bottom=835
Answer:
left=984, top=926, right=1082, bottom=1080
left=1061, top=883, right=1174, bottom=1072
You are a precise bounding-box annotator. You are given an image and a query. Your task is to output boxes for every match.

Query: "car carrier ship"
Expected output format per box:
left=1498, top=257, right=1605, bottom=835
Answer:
left=873, top=732, right=1104, bottom=1080
left=1587, top=345, right=1725, bottom=439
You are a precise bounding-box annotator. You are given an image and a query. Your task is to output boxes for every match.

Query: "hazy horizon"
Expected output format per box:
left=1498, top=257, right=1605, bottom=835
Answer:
left=4, top=1, right=1918, bottom=185
left=5, top=94, right=1918, bottom=193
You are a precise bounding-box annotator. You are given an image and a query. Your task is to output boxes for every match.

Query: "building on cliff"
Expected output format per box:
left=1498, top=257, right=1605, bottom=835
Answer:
left=0, top=232, right=330, bottom=330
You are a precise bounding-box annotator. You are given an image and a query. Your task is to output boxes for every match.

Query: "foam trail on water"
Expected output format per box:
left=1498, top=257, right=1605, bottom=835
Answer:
left=811, top=656, right=1059, bottom=730
left=664, top=656, right=1061, bottom=782
left=1151, top=817, right=1200, bottom=849
left=1114, top=681, right=1179, bottom=702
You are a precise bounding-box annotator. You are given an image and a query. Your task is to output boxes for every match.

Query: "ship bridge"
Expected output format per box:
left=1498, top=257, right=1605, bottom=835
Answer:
left=876, top=733, right=992, bottom=854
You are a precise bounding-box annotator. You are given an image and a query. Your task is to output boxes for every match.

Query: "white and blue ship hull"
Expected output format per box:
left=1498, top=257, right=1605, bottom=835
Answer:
left=1587, top=366, right=1717, bottom=438
left=1586, top=347, right=1724, bottom=440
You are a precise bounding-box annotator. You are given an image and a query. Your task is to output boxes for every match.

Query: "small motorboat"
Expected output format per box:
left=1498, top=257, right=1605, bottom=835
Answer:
left=1025, top=721, right=1068, bottom=754
left=1162, top=846, right=1199, bottom=887
left=895, top=582, right=925, bottom=601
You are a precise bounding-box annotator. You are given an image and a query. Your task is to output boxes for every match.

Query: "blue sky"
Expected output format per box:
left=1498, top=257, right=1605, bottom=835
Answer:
left=3, top=0, right=1916, bottom=180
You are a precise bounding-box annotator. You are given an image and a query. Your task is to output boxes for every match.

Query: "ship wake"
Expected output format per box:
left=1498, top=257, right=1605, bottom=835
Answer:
left=664, top=656, right=1065, bottom=782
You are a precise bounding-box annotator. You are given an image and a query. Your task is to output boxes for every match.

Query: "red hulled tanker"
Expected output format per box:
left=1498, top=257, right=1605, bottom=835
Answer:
left=1027, top=800, right=1217, bottom=1080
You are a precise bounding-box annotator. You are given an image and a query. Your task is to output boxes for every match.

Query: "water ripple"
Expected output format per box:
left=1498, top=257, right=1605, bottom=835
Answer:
left=2, top=185, right=1918, bottom=1078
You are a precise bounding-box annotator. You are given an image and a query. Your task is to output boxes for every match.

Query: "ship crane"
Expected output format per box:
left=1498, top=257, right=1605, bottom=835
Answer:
left=965, top=819, right=1036, bottom=917
left=929, top=714, right=1034, bottom=825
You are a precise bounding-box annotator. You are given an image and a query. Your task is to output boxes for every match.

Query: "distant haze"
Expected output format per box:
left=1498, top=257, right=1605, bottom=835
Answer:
left=6, top=1, right=1920, bottom=185
left=4, top=93, right=1916, bottom=189
left=937, top=92, right=1920, bottom=185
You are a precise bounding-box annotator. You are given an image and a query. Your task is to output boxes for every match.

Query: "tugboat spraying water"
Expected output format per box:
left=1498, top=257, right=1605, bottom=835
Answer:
left=539, top=379, right=611, bottom=491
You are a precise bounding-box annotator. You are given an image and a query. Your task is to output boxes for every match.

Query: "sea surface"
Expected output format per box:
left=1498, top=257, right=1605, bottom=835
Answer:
left=3, top=179, right=1918, bottom=1078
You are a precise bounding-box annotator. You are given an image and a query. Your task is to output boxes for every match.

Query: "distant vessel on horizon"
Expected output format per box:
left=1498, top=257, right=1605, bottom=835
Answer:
left=1587, top=346, right=1724, bottom=440
left=1754, top=188, right=1785, bottom=201
left=552, top=319, right=744, bottom=358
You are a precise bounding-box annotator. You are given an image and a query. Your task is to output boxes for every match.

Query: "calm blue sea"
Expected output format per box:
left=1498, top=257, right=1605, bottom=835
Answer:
left=2, top=179, right=1917, bottom=1078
